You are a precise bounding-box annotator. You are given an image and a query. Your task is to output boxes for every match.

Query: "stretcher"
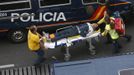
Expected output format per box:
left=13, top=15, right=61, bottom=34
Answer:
left=43, top=31, right=100, bottom=61
left=44, top=32, right=100, bottom=61
left=44, top=32, right=100, bottom=48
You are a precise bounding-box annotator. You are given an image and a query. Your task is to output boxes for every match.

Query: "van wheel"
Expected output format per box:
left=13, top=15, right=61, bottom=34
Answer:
left=8, top=30, right=27, bottom=43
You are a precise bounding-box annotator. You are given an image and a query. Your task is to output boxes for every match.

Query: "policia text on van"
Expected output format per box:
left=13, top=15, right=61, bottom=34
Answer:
left=11, top=12, right=66, bottom=22
left=0, top=0, right=133, bottom=43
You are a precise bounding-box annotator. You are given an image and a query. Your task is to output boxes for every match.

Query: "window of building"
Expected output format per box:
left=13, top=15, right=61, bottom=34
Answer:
left=39, top=0, right=71, bottom=7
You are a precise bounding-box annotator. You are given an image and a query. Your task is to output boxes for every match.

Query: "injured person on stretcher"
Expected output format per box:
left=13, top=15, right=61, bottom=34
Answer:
left=40, top=22, right=100, bottom=61
left=41, top=22, right=100, bottom=48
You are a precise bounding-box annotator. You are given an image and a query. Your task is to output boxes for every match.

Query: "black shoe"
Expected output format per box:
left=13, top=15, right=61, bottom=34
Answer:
left=34, top=63, right=41, bottom=66
left=118, top=45, right=122, bottom=49
left=127, top=36, right=132, bottom=42
left=51, top=56, right=59, bottom=63
left=36, top=58, right=46, bottom=64
left=90, top=50, right=96, bottom=55
left=113, top=50, right=120, bottom=54
left=105, top=41, right=112, bottom=44
left=40, top=58, right=46, bottom=63
left=51, top=56, right=57, bottom=60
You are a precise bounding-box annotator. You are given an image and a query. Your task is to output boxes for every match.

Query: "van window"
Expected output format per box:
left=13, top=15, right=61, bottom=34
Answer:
left=0, top=0, right=31, bottom=12
left=0, top=0, right=27, bottom=3
left=98, top=0, right=106, bottom=3
left=83, top=0, right=97, bottom=4
left=39, top=0, right=70, bottom=7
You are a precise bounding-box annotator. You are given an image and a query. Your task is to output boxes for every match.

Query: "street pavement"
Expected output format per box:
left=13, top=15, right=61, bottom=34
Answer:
left=0, top=17, right=134, bottom=68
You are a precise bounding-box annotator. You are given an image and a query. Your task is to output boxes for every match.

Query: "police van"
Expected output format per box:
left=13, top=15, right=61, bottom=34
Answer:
left=0, top=0, right=133, bottom=43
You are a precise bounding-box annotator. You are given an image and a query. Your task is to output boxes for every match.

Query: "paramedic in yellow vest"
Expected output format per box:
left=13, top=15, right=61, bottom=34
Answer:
left=97, top=10, right=113, bottom=43
left=101, top=18, right=122, bottom=53
left=28, top=25, right=46, bottom=66
left=113, top=11, right=132, bottom=42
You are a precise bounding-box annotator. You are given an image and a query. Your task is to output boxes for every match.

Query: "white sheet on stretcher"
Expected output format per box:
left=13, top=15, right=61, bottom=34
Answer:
left=44, top=32, right=100, bottom=49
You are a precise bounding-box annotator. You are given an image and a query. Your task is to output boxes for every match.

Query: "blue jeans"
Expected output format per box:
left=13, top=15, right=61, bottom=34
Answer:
left=51, top=23, right=89, bottom=41
left=52, top=26, right=78, bottom=41
left=34, top=49, right=45, bottom=64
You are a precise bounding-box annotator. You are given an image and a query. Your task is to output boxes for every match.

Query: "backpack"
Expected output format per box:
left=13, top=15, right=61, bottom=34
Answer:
left=114, top=18, right=125, bottom=35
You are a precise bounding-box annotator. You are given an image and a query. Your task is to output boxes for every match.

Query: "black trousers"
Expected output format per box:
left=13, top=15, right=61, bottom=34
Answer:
left=112, top=39, right=121, bottom=53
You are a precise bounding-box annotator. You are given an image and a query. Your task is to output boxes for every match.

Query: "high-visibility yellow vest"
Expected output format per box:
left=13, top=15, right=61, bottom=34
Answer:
left=105, top=24, right=119, bottom=40
left=105, top=24, right=111, bottom=30
left=109, top=29, right=119, bottom=40
left=101, top=24, right=111, bottom=36
left=97, top=16, right=114, bottom=25
left=102, top=24, right=119, bottom=40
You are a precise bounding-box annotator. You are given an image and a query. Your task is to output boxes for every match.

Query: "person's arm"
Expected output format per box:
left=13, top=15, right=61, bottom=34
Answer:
left=39, top=33, right=49, bottom=50
left=102, top=30, right=108, bottom=36
left=91, top=23, right=99, bottom=29
left=39, top=38, right=48, bottom=50
left=37, top=32, right=42, bottom=38
left=101, top=24, right=111, bottom=36
left=97, top=17, right=105, bottom=25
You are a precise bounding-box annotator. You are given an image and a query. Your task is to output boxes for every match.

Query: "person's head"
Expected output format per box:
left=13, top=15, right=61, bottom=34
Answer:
left=113, top=11, right=121, bottom=18
left=91, top=23, right=98, bottom=29
left=30, top=25, right=37, bottom=33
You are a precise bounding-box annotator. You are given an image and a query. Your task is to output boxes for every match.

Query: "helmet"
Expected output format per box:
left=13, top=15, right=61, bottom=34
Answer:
left=113, top=11, right=121, bottom=18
